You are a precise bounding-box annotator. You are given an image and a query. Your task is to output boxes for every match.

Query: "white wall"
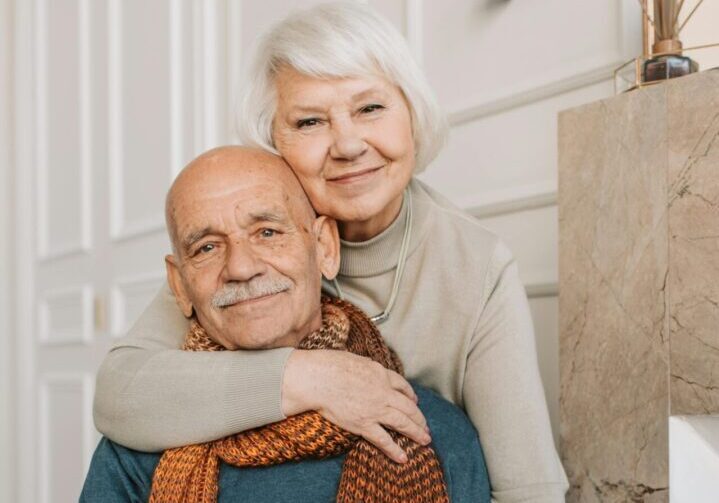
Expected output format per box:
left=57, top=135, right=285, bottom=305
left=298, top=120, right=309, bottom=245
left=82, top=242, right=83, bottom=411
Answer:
left=0, top=0, right=15, bottom=500
left=681, top=0, right=719, bottom=71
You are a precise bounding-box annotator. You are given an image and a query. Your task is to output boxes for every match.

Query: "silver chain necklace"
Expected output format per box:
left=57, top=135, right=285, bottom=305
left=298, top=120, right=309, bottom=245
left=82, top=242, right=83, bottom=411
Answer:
left=332, top=188, right=413, bottom=324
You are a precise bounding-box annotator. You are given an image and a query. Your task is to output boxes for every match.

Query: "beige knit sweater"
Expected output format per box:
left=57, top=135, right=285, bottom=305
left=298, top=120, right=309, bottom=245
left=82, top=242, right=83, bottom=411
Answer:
left=94, top=178, right=568, bottom=502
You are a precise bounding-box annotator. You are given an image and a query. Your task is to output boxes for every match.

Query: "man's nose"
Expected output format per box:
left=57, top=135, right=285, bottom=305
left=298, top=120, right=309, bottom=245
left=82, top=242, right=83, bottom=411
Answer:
left=329, top=119, right=368, bottom=160
left=222, top=240, right=267, bottom=282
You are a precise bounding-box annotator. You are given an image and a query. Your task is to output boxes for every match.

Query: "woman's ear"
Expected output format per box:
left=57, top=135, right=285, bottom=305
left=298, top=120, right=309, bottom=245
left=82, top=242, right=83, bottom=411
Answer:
left=165, top=255, right=195, bottom=318
left=313, top=215, right=341, bottom=280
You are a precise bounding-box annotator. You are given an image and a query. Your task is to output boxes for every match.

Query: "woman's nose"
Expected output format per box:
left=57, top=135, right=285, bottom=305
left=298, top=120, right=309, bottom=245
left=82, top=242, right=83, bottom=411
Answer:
left=223, top=240, right=267, bottom=282
left=329, top=120, right=368, bottom=160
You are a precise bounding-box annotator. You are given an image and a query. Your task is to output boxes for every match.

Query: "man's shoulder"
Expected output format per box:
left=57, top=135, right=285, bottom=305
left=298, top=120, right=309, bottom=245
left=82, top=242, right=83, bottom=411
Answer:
left=81, top=438, right=161, bottom=502
left=413, top=384, right=476, bottom=432
left=412, top=383, right=491, bottom=502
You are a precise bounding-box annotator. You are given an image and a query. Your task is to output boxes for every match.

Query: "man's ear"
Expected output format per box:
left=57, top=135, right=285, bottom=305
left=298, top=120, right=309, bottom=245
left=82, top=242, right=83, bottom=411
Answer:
left=165, top=254, right=194, bottom=318
left=312, top=216, right=340, bottom=280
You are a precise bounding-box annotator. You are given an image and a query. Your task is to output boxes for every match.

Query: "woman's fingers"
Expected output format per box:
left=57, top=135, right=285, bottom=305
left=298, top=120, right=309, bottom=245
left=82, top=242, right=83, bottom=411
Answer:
left=363, top=424, right=408, bottom=464
left=390, top=391, right=430, bottom=432
left=381, top=402, right=432, bottom=447
left=388, top=370, right=418, bottom=402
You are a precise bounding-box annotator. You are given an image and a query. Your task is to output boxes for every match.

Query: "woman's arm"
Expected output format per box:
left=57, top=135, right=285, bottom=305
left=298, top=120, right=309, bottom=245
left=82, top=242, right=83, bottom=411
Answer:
left=93, top=284, right=294, bottom=451
left=462, top=242, right=568, bottom=503
left=93, top=283, right=429, bottom=459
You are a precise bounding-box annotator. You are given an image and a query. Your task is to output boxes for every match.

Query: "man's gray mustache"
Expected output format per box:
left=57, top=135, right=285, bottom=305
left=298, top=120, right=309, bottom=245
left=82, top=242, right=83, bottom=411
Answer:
left=211, top=278, right=292, bottom=308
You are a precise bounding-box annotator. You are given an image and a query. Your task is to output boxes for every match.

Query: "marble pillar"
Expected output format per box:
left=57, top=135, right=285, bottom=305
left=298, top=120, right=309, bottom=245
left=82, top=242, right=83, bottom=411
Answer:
left=558, top=70, right=719, bottom=502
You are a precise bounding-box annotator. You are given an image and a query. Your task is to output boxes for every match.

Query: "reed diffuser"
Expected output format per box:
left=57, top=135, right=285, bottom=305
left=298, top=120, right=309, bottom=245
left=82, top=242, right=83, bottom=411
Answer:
left=641, top=0, right=701, bottom=82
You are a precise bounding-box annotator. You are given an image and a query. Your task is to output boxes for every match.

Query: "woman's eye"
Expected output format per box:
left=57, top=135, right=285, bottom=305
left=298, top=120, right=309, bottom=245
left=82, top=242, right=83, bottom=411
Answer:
left=296, top=118, right=320, bottom=129
left=360, top=104, right=384, bottom=114
left=260, top=229, right=277, bottom=238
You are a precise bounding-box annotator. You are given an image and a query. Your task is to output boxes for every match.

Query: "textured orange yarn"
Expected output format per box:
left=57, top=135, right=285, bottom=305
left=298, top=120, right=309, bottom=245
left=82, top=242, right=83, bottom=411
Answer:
left=149, top=297, right=449, bottom=503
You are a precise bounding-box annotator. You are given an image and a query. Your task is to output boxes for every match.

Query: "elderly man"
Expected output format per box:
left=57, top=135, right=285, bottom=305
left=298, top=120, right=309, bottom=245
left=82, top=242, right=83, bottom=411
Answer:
left=81, top=147, right=490, bottom=502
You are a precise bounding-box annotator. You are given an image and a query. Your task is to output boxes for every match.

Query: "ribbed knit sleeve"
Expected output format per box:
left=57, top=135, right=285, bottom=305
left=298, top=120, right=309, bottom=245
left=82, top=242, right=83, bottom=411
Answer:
left=462, top=241, right=568, bottom=502
left=93, top=283, right=293, bottom=452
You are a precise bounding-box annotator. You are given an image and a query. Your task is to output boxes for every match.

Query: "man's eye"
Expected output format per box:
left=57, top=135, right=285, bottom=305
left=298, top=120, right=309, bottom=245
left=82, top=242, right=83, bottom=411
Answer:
left=296, top=118, right=320, bottom=129
left=360, top=104, right=384, bottom=114
left=260, top=229, right=277, bottom=238
left=198, top=243, right=215, bottom=254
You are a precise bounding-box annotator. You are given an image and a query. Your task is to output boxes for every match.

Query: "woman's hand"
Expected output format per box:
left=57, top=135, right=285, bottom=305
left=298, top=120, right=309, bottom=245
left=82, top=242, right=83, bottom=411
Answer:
left=281, top=349, right=431, bottom=463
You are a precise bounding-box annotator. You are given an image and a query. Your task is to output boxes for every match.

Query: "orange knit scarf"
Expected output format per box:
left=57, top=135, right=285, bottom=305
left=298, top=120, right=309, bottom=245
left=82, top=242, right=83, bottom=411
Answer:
left=149, top=297, right=449, bottom=502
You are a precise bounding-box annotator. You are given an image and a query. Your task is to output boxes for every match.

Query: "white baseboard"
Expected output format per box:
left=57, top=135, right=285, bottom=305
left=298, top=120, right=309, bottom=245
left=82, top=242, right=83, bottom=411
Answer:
left=670, top=415, right=719, bottom=503
left=525, top=282, right=559, bottom=299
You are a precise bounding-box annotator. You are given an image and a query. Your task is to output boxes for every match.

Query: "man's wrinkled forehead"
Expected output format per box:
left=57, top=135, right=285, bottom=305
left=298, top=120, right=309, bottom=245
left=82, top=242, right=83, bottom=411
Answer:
left=224, top=167, right=314, bottom=225
left=206, top=153, right=315, bottom=221
left=177, top=172, right=302, bottom=225
left=178, top=197, right=294, bottom=251
left=185, top=171, right=291, bottom=210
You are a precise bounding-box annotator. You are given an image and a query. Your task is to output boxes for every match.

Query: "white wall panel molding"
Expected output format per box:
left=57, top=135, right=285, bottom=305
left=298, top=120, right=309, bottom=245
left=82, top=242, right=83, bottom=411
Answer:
left=448, top=60, right=620, bottom=126
left=35, top=0, right=92, bottom=261
left=38, top=284, right=93, bottom=346
left=405, top=0, right=423, bottom=66
left=110, top=271, right=165, bottom=336
left=445, top=0, right=641, bottom=126
left=15, top=0, right=39, bottom=497
left=110, top=0, right=229, bottom=238
left=78, top=0, right=92, bottom=255
left=462, top=180, right=557, bottom=220
left=225, top=0, right=242, bottom=143
left=0, top=0, right=15, bottom=500
left=107, top=0, right=165, bottom=241
left=38, top=372, right=94, bottom=503
left=107, top=0, right=123, bottom=238
left=170, top=0, right=185, bottom=179
left=108, top=0, right=186, bottom=242
left=192, top=0, right=226, bottom=154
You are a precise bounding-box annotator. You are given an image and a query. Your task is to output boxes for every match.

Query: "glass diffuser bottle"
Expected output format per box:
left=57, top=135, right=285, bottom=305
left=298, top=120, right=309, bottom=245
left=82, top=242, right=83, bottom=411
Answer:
left=641, top=0, right=700, bottom=83
left=644, top=39, right=699, bottom=82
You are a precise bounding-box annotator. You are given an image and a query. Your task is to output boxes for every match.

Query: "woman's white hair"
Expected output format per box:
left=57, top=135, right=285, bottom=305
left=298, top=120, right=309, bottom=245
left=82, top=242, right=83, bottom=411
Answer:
left=237, top=1, right=447, bottom=173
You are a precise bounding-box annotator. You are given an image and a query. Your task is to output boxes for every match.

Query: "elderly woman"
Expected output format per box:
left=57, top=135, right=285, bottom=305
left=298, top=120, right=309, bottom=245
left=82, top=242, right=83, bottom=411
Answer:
left=94, top=3, right=568, bottom=502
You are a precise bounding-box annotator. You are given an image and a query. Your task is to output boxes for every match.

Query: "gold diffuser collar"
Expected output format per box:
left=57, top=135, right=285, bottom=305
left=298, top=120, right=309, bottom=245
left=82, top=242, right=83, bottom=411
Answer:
left=653, top=38, right=683, bottom=55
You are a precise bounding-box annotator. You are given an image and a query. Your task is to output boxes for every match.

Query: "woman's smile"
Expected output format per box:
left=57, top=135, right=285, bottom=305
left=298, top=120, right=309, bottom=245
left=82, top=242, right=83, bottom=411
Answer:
left=326, top=165, right=384, bottom=184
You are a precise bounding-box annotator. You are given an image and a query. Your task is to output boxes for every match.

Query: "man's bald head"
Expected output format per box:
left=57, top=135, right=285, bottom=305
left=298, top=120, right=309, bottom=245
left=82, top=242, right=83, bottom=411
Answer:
left=163, top=145, right=340, bottom=350
left=166, top=146, right=315, bottom=253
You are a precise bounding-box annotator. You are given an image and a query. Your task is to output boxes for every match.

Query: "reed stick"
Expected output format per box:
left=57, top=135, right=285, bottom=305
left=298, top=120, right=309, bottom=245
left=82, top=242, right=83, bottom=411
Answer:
left=673, top=0, right=687, bottom=29
left=654, top=0, right=675, bottom=40
left=637, top=0, right=656, bottom=28
left=677, top=0, right=705, bottom=34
